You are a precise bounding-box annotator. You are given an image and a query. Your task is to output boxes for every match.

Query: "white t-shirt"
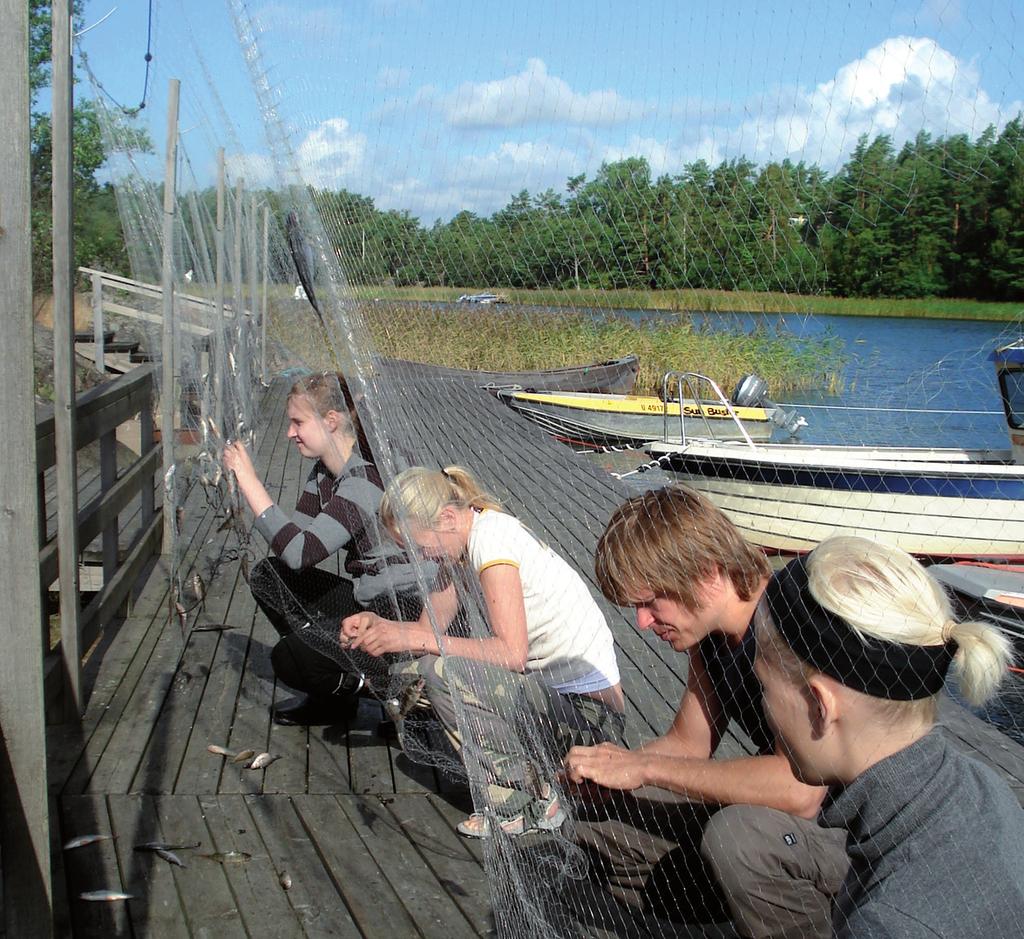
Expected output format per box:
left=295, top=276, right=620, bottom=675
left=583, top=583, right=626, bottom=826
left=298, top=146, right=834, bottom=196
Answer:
left=467, top=510, right=620, bottom=692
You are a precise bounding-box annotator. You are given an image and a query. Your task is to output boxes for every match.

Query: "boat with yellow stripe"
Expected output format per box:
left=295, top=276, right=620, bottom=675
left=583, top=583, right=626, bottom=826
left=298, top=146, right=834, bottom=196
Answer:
left=502, top=373, right=806, bottom=447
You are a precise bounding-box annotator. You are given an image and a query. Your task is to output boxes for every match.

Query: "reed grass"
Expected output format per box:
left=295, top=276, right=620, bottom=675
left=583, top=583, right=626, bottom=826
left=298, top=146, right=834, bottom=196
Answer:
left=272, top=299, right=844, bottom=397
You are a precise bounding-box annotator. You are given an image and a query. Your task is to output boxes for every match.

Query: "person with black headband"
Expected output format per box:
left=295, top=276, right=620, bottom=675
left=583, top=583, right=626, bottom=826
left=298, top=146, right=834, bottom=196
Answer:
left=755, top=535, right=1024, bottom=938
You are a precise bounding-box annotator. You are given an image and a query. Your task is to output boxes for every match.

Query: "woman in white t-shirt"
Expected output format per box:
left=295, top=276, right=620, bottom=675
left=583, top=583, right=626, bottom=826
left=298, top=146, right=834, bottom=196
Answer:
left=341, top=465, right=625, bottom=838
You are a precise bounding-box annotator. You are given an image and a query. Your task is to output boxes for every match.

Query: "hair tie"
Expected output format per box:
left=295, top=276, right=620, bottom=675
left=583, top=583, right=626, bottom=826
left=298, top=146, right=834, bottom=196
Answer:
left=940, top=619, right=958, bottom=644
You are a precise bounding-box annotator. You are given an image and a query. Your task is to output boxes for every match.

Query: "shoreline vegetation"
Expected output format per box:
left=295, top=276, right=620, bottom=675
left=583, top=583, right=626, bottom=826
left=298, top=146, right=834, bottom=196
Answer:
left=303, top=300, right=846, bottom=398
left=347, top=285, right=1024, bottom=323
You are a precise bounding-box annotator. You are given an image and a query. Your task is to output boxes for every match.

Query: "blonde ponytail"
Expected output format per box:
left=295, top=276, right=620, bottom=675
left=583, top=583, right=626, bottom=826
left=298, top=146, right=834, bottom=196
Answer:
left=805, top=536, right=1013, bottom=708
left=381, top=465, right=502, bottom=533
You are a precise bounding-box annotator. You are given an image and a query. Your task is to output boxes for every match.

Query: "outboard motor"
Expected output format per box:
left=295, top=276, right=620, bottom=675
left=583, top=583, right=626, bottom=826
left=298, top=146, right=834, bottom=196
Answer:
left=991, top=339, right=1024, bottom=465
left=732, top=373, right=769, bottom=408
left=732, top=373, right=808, bottom=438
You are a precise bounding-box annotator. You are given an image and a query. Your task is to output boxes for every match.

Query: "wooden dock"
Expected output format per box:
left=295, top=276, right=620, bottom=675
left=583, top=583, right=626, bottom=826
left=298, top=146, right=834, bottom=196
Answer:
left=48, top=370, right=1024, bottom=937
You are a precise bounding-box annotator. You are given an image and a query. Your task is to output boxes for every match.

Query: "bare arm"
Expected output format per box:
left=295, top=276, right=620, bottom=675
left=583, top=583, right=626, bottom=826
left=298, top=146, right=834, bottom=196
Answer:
left=564, top=646, right=827, bottom=818
left=342, top=564, right=531, bottom=670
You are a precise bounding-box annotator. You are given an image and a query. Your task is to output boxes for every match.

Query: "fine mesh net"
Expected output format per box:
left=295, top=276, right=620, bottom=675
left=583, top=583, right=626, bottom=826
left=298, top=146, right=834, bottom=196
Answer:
left=75, top=0, right=1024, bottom=935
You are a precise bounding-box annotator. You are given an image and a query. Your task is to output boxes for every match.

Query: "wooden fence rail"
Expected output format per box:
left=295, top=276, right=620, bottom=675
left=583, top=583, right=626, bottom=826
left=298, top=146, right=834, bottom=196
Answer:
left=35, top=365, right=164, bottom=714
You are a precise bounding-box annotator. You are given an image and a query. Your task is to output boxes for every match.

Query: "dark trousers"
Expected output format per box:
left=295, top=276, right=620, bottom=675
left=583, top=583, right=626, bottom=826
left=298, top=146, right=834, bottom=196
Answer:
left=575, top=793, right=849, bottom=938
left=250, top=557, right=421, bottom=699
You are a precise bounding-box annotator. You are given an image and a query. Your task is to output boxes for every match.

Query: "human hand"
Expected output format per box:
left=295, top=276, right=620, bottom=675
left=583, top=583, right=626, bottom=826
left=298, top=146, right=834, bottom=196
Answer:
left=562, top=742, right=646, bottom=792
left=222, top=441, right=256, bottom=483
left=341, top=613, right=413, bottom=656
left=340, top=611, right=379, bottom=643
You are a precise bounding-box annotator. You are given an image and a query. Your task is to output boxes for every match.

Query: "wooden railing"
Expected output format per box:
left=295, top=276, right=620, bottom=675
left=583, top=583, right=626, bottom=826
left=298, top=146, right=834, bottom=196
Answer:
left=35, top=365, right=163, bottom=713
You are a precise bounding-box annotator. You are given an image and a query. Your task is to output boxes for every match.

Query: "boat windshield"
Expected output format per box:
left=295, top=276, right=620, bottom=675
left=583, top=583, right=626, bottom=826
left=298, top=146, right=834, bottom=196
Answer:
left=1000, top=367, right=1024, bottom=429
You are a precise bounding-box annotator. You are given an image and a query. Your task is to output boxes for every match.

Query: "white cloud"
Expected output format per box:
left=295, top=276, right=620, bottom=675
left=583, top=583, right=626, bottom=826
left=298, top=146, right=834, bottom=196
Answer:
left=436, top=58, right=646, bottom=129
left=708, top=35, right=1021, bottom=171
left=296, top=117, right=368, bottom=188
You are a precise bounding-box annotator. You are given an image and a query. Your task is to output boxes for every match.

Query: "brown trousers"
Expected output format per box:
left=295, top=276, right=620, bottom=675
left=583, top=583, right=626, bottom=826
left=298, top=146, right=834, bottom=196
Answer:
left=575, top=790, right=849, bottom=938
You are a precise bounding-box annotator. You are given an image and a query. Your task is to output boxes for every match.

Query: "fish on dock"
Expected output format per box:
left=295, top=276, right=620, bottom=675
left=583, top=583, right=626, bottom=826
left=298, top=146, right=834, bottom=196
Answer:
left=80, top=890, right=133, bottom=902
left=134, top=840, right=201, bottom=852
left=247, top=752, right=280, bottom=770
left=155, top=848, right=186, bottom=868
left=199, top=850, right=252, bottom=864
left=64, top=834, right=114, bottom=850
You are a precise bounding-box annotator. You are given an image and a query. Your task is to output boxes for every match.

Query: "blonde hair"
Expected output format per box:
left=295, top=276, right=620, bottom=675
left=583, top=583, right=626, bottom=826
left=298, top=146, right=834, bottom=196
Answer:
left=380, top=465, right=503, bottom=533
left=759, top=536, right=1013, bottom=709
left=595, top=484, right=769, bottom=610
left=288, top=372, right=354, bottom=438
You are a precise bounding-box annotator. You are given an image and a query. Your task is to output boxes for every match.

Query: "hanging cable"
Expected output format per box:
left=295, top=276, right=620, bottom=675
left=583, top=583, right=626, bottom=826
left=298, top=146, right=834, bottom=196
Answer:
left=139, top=0, right=155, bottom=110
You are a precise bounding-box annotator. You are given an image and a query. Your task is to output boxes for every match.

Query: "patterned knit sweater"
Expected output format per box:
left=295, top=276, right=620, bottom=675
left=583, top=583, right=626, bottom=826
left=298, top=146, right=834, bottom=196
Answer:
left=253, top=454, right=422, bottom=604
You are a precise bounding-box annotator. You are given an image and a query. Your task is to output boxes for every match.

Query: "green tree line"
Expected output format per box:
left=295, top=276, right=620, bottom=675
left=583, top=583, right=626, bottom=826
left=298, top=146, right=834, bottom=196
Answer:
left=308, top=124, right=1024, bottom=301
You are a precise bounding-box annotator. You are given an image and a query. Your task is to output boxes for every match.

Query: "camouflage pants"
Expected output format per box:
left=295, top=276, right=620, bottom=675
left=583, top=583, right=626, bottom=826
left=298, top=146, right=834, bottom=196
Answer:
left=403, top=654, right=626, bottom=817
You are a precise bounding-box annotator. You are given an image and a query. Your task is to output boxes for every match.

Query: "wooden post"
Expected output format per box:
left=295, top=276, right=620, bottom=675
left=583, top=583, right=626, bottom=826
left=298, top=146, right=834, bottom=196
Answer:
left=52, top=0, right=83, bottom=718
left=91, top=270, right=104, bottom=373
left=247, top=192, right=259, bottom=392
left=261, top=204, right=270, bottom=385
left=213, top=148, right=227, bottom=433
left=232, top=176, right=251, bottom=431
left=100, top=430, right=119, bottom=609
left=0, top=0, right=54, bottom=932
left=161, top=79, right=180, bottom=555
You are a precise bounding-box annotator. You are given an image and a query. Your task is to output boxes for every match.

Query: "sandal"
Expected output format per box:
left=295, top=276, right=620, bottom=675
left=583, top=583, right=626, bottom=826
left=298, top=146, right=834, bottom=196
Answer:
left=456, top=785, right=566, bottom=839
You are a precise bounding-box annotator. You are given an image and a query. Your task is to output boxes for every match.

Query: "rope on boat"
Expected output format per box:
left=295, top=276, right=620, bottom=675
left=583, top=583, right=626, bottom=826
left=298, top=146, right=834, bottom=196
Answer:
left=609, top=450, right=679, bottom=479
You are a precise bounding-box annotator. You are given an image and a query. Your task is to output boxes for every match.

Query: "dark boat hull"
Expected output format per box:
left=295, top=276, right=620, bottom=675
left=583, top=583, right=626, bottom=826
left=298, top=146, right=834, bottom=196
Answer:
left=378, top=354, right=639, bottom=395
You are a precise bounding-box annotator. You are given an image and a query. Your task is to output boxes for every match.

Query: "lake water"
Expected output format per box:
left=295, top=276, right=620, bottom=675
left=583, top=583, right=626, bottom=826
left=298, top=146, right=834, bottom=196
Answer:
left=581, top=309, right=1024, bottom=744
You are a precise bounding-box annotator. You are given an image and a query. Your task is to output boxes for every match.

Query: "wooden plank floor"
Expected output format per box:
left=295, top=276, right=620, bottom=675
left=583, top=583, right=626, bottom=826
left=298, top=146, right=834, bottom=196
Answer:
left=49, top=369, right=1024, bottom=938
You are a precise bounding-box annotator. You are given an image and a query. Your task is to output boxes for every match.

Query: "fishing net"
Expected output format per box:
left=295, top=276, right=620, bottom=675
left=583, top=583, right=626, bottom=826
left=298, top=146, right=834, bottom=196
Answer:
left=73, top=0, right=1024, bottom=935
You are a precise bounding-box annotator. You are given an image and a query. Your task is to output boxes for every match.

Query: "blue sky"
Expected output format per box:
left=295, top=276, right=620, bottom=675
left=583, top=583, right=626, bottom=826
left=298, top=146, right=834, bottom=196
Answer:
left=77, top=0, right=1024, bottom=223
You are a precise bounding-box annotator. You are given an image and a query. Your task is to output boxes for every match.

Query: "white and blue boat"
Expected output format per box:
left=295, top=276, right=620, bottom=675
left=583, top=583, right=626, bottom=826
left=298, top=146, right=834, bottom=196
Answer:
left=646, top=340, right=1024, bottom=560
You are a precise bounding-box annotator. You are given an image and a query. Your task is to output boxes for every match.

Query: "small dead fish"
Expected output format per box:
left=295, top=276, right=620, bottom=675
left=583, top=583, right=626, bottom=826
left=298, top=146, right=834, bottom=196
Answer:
left=231, top=749, right=256, bottom=764
left=135, top=841, right=201, bottom=852
left=247, top=752, right=280, bottom=770
left=191, top=572, right=207, bottom=603
left=217, top=514, right=235, bottom=533
left=240, top=554, right=251, bottom=583
left=207, top=744, right=235, bottom=757
left=228, top=351, right=237, bottom=375
left=206, top=417, right=222, bottom=440
left=279, top=870, right=292, bottom=891
left=64, top=834, right=113, bottom=850
left=384, top=677, right=425, bottom=722
left=175, top=505, right=185, bottom=534
left=80, top=890, right=133, bottom=902
left=199, top=850, right=251, bottom=864
left=155, top=848, right=186, bottom=868
left=190, top=623, right=235, bottom=633
left=175, top=601, right=189, bottom=634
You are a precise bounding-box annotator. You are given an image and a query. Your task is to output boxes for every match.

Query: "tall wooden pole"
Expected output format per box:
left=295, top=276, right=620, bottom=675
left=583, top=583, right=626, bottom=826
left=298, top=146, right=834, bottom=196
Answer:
left=52, top=0, right=83, bottom=716
left=232, top=177, right=251, bottom=433
left=161, top=79, right=181, bottom=555
left=0, top=0, right=54, bottom=932
left=261, top=204, right=270, bottom=385
left=247, top=192, right=259, bottom=396
left=213, top=148, right=227, bottom=432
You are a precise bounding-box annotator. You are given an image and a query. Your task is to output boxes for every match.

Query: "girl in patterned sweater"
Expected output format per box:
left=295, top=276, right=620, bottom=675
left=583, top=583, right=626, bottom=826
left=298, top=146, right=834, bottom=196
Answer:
left=223, top=372, right=422, bottom=726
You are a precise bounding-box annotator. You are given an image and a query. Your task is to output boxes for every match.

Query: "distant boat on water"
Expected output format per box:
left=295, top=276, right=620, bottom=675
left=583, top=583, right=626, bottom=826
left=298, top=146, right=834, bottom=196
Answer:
left=456, top=292, right=507, bottom=304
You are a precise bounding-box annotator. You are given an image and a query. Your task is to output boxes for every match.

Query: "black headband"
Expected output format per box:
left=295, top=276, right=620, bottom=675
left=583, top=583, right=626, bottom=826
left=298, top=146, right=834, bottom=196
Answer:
left=765, top=555, right=957, bottom=701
